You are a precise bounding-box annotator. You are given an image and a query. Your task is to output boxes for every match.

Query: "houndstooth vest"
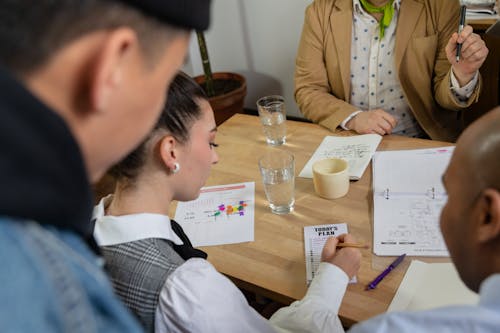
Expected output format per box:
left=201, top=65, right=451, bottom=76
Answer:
left=101, top=238, right=184, bottom=333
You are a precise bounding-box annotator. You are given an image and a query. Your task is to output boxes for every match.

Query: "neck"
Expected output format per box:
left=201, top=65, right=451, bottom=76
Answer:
left=107, top=178, right=174, bottom=216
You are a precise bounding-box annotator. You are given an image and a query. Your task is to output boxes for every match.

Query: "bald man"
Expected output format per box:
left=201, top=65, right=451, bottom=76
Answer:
left=348, top=107, right=500, bottom=332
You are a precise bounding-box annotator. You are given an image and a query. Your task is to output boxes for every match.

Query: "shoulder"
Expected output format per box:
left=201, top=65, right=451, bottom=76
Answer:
left=0, top=220, right=63, bottom=330
left=349, top=305, right=492, bottom=333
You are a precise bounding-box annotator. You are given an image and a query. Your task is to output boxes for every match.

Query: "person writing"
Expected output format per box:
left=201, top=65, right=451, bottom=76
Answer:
left=295, top=0, right=489, bottom=141
left=0, top=0, right=211, bottom=331
left=93, top=72, right=362, bottom=333
left=348, top=107, right=500, bottom=332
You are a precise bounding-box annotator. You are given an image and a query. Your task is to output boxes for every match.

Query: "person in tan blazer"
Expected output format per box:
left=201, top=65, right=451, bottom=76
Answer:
left=295, top=0, right=489, bottom=141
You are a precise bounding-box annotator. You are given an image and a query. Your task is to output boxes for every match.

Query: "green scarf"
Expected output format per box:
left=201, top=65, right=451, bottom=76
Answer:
left=359, top=0, right=395, bottom=39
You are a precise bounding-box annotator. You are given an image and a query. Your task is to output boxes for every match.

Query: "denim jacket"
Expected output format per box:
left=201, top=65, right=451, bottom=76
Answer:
left=0, top=219, right=143, bottom=332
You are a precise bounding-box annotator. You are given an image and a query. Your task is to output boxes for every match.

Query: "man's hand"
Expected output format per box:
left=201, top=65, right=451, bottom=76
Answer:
left=446, top=25, right=488, bottom=86
left=321, top=234, right=361, bottom=279
left=345, top=109, right=397, bottom=135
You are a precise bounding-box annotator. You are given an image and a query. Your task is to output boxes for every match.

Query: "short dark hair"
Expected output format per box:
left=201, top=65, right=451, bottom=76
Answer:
left=109, top=72, right=208, bottom=181
left=0, top=0, right=183, bottom=75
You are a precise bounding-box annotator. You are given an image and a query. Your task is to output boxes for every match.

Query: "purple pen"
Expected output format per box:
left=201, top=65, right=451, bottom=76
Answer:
left=366, top=254, right=406, bottom=290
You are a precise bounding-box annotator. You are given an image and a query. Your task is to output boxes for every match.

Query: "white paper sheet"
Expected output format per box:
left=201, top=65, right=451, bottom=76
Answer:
left=372, top=147, right=454, bottom=256
left=299, top=134, right=382, bottom=180
left=174, top=182, right=255, bottom=246
left=389, top=260, right=479, bottom=312
left=304, top=223, right=356, bottom=285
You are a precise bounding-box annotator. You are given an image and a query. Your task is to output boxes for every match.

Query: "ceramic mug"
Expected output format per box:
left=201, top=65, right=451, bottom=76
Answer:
left=312, top=158, right=349, bottom=199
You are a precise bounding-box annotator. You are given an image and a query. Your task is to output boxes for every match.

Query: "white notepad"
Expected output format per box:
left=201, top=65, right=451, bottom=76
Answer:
left=303, top=223, right=356, bottom=285
left=372, top=147, right=454, bottom=256
left=389, top=260, right=479, bottom=312
left=299, top=134, right=382, bottom=180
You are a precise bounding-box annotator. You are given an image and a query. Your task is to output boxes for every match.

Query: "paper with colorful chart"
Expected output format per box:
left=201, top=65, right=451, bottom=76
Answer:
left=174, top=182, right=255, bottom=246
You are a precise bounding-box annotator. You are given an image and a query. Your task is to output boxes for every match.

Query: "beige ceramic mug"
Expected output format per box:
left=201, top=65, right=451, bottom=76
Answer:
left=312, top=158, right=349, bottom=199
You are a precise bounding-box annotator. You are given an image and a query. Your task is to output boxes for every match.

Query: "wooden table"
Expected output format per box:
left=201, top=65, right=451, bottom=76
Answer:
left=171, top=114, right=453, bottom=327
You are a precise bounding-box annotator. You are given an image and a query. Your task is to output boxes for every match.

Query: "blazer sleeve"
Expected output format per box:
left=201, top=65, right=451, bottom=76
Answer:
left=432, top=1, right=481, bottom=110
left=294, top=1, right=357, bottom=132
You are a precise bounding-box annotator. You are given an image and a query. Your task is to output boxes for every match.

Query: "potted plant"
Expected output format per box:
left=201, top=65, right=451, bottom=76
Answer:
left=194, top=31, right=247, bottom=125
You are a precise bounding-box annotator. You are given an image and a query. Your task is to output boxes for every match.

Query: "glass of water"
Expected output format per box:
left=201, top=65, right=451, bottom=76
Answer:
left=256, top=95, right=287, bottom=146
left=258, top=150, right=295, bottom=214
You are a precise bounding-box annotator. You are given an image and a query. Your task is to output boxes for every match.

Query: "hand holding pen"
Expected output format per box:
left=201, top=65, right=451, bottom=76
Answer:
left=445, top=6, right=488, bottom=86
left=321, top=234, right=362, bottom=279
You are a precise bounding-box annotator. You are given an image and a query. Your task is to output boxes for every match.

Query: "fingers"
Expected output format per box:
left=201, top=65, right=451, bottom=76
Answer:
left=457, top=25, right=473, bottom=44
left=321, top=236, right=339, bottom=262
left=460, top=34, right=488, bottom=63
left=336, top=233, right=357, bottom=244
left=349, top=109, right=397, bottom=135
left=446, top=32, right=459, bottom=56
left=372, top=110, right=397, bottom=135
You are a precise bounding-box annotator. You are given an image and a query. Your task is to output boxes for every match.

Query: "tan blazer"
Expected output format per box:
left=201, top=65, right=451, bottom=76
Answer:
left=295, top=0, right=482, bottom=142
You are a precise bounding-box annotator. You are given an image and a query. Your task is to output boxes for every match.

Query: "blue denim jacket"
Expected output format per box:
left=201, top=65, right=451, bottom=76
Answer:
left=0, top=218, right=143, bottom=332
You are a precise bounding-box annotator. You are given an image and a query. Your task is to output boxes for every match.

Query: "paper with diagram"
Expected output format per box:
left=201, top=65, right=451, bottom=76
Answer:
left=372, top=147, right=454, bottom=256
left=299, top=134, right=381, bottom=180
left=174, top=182, right=254, bottom=246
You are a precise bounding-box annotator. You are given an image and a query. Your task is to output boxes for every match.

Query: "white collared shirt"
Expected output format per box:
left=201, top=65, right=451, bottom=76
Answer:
left=342, top=0, right=478, bottom=137
left=93, top=197, right=350, bottom=333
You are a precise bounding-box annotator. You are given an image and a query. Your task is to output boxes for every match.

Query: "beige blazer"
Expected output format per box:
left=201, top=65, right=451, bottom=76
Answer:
left=294, top=0, right=482, bottom=142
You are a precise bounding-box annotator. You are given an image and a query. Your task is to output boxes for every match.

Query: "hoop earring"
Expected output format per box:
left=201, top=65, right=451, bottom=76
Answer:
left=172, top=162, right=180, bottom=174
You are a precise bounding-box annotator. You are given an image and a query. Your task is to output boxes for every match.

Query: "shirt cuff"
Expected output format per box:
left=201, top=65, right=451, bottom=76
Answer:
left=450, top=70, right=478, bottom=100
left=305, top=262, right=349, bottom=314
left=340, top=110, right=364, bottom=130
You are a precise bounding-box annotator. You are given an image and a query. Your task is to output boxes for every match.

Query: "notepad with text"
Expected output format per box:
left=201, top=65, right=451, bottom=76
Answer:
left=299, top=134, right=382, bottom=180
left=372, top=147, right=454, bottom=256
left=304, top=223, right=356, bottom=285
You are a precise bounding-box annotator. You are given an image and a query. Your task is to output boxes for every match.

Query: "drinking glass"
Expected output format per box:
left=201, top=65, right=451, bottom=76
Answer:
left=258, top=150, right=295, bottom=214
left=256, top=95, right=287, bottom=146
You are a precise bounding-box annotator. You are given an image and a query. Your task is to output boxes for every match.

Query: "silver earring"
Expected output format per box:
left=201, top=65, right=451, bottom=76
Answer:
left=172, top=162, right=180, bottom=174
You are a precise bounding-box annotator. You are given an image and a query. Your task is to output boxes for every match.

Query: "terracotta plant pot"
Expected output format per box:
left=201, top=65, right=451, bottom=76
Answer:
left=194, top=72, right=247, bottom=126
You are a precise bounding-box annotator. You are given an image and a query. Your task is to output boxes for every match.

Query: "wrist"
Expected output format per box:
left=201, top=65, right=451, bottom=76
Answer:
left=452, top=66, right=475, bottom=87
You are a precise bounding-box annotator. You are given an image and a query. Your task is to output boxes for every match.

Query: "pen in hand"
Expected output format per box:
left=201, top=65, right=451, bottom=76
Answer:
left=456, top=5, right=467, bottom=62
left=336, top=242, right=369, bottom=249
left=366, top=253, right=406, bottom=290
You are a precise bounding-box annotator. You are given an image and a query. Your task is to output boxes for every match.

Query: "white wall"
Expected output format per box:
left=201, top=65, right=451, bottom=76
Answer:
left=183, top=0, right=312, bottom=118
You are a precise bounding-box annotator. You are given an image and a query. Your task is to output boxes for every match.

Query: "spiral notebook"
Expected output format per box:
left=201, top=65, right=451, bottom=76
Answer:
left=372, top=147, right=454, bottom=256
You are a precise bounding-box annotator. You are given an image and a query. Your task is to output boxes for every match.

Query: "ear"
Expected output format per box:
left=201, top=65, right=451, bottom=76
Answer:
left=89, top=28, right=138, bottom=113
left=476, top=189, right=500, bottom=243
left=159, top=135, right=179, bottom=173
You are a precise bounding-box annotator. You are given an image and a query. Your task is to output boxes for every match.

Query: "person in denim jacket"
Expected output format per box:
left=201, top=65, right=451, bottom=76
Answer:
left=0, top=1, right=211, bottom=331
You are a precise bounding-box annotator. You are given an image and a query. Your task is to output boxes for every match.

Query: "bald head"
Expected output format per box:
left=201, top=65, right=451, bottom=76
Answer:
left=456, top=107, right=500, bottom=196
left=441, top=107, right=500, bottom=292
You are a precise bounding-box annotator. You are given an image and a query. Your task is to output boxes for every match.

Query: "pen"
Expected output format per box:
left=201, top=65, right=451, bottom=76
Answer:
left=366, top=253, right=406, bottom=290
left=336, top=243, right=369, bottom=249
left=456, top=5, right=467, bottom=62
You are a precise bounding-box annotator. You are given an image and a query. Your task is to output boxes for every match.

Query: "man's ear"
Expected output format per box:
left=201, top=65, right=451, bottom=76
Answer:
left=476, top=189, right=500, bottom=243
left=159, top=135, right=178, bottom=172
left=90, top=28, right=138, bottom=113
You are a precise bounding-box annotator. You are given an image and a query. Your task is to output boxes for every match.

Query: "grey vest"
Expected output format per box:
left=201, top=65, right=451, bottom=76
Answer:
left=101, top=238, right=184, bottom=333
